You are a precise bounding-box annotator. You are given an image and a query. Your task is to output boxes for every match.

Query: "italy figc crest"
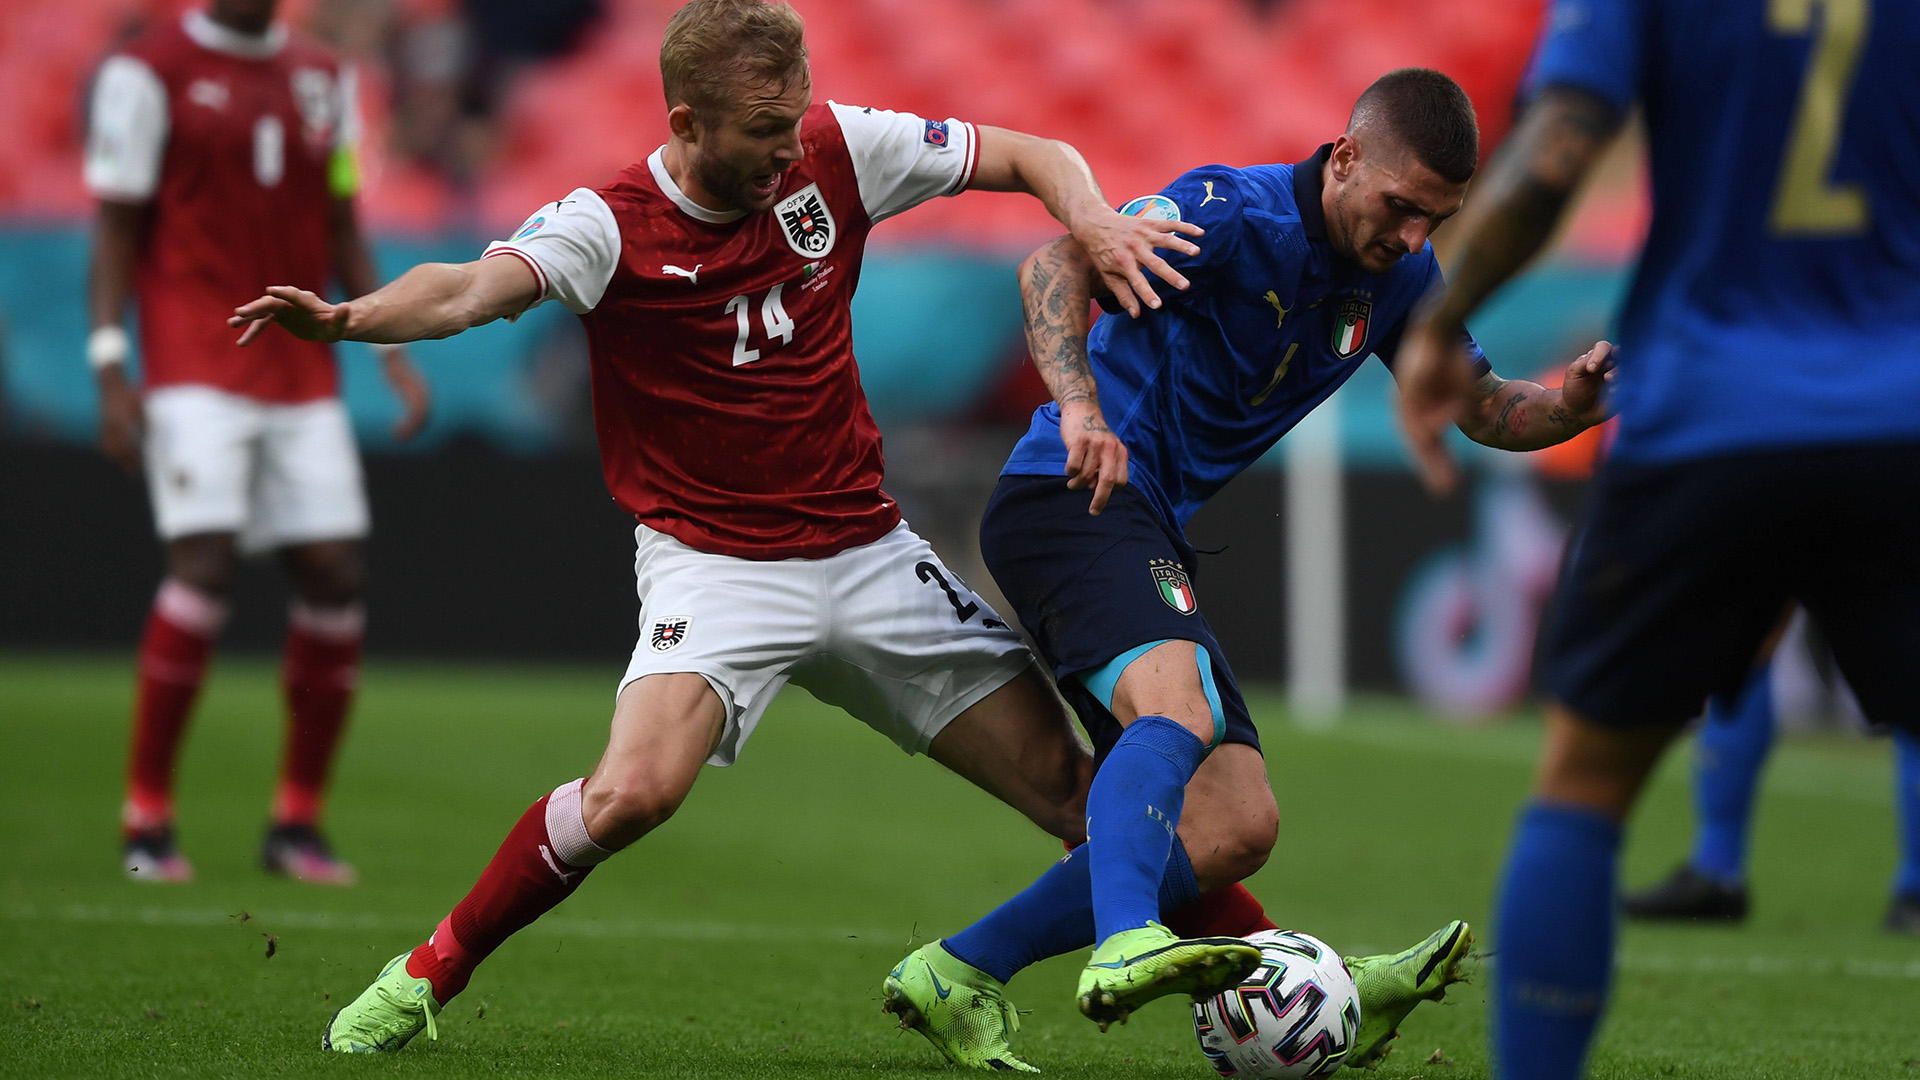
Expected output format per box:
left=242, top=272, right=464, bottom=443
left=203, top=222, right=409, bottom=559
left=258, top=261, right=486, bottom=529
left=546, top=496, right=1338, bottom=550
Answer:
left=774, top=183, right=836, bottom=258
left=1331, top=297, right=1371, bottom=360
left=1150, top=559, right=1197, bottom=615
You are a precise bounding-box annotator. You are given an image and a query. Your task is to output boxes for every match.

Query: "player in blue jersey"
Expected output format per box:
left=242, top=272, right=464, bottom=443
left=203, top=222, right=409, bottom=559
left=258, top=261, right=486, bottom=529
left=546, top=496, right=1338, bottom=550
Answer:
left=1624, top=622, right=1920, bottom=933
left=882, top=69, right=1615, bottom=1072
left=1390, top=1, right=1920, bottom=1076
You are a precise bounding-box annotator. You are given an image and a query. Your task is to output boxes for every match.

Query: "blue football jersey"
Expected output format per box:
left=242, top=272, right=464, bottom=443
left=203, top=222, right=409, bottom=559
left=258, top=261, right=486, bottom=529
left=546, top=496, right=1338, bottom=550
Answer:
left=1003, top=146, right=1486, bottom=529
left=1525, top=0, right=1920, bottom=463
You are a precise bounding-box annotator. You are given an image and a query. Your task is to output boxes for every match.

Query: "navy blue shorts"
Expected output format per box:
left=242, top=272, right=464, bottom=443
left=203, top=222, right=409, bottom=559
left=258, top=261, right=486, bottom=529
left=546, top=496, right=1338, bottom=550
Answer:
left=1541, top=442, right=1920, bottom=732
left=979, top=473, right=1260, bottom=762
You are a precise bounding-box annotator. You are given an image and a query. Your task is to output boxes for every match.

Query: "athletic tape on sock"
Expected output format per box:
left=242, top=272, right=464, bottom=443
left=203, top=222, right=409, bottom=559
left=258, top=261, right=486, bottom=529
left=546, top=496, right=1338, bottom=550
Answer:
left=545, top=778, right=613, bottom=867
left=288, top=601, right=366, bottom=642
left=155, top=579, right=229, bottom=636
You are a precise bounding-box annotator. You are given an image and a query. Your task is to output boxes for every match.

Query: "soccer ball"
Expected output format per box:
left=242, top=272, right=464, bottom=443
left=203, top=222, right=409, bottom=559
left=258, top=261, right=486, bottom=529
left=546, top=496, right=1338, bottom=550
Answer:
left=1191, top=929, right=1361, bottom=1079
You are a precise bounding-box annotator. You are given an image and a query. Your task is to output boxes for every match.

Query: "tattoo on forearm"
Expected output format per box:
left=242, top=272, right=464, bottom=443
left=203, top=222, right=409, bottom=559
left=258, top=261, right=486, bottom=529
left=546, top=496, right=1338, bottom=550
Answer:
left=1437, top=89, right=1622, bottom=329
left=1492, top=391, right=1528, bottom=437
left=1022, top=239, right=1099, bottom=413
left=1548, top=404, right=1574, bottom=427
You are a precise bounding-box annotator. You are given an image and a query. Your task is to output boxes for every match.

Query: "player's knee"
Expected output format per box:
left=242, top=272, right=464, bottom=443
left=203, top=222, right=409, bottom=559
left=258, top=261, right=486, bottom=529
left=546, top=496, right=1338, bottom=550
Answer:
left=1182, top=796, right=1278, bottom=889
left=581, top=772, right=690, bottom=850
left=167, top=535, right=237, bottom=598
left=285, top=541, right=364, bottom=606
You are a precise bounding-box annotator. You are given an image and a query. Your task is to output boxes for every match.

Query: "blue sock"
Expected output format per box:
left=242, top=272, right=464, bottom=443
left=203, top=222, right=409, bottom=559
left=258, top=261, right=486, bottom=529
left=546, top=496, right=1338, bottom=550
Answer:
left=1895, top=729, right=1920, bottom=900
left=1088, top=715, right=1207, bottom=944
left=1689, top=665, right=1774, bottom=884
left=942, top=837, right=1205, bottom=984
left=1493, top=802, right=1621, bottom=1080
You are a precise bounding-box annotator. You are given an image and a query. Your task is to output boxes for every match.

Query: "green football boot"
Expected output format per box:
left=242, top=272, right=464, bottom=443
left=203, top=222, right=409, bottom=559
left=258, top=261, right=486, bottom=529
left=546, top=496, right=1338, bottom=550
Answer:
left=1077, top=922, right=1262, bottom=1031
left=322, top=951, right=442, bottom=1053
left=883, top=941, right=1038, bottom=1073
left=1343, top=920, right=1473, bottom=1069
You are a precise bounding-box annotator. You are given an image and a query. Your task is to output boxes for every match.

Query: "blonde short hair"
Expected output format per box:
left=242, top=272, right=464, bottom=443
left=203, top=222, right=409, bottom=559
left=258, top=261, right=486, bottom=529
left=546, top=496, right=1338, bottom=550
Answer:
left=660, top=0, right=809, bottom=117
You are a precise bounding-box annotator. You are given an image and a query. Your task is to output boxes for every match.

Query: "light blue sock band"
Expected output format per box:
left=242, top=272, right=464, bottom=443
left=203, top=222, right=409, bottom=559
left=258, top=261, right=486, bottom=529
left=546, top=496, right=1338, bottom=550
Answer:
left=1076, top=640, right=1225, bottom=751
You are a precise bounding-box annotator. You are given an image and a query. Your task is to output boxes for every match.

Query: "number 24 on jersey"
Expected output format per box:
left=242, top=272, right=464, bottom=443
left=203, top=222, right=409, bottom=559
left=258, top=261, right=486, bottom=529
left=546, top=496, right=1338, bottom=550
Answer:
left=725, top=285, right=795, bottom=366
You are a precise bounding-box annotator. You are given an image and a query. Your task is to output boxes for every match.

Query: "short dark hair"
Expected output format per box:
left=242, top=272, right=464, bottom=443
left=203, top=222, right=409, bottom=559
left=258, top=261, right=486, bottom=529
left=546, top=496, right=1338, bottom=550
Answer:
left=1348, top=68, right=1479, bottom=184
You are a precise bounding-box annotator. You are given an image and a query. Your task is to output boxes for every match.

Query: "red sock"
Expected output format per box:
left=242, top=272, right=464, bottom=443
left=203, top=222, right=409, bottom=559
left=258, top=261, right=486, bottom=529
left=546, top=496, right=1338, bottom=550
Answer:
left=1164, top=883, right=1280, bottom=938
left=272, top=603, right=363, bottom=826
left=124, top=580, right=226, bottom=834
left=406, top=781, right=607, bottom=1003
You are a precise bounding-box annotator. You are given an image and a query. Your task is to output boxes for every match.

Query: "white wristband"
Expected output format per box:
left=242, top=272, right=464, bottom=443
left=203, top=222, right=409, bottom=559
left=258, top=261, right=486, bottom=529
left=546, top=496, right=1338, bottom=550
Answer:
left=371, top=342, right=403, bottom=359
left=87, top=326, right=130, bottom=371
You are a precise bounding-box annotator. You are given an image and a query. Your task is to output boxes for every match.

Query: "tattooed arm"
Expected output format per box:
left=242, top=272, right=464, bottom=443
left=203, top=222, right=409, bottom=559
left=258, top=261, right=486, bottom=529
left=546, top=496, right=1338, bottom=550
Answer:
left=1393, top=86, right=1626, bottom=490
left=1019, top=234, right=1129, bottom=514
left=1455, top=341, right=1615, bottom=450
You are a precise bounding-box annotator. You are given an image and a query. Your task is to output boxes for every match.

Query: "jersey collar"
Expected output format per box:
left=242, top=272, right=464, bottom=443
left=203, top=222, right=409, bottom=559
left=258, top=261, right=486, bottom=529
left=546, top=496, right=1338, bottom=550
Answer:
left=183, top=11, right=288, bottom=59
left=647, top=148, right=746, bottom=224
left=1291, top=143, right=1333, bottom=241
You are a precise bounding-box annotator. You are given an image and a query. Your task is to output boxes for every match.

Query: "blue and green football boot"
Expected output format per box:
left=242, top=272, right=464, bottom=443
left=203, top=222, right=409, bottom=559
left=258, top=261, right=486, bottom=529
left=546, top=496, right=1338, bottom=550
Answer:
left=883, top=941, right=1038, bottom=1073
left=1077, top=922, right=1262, bottom=1031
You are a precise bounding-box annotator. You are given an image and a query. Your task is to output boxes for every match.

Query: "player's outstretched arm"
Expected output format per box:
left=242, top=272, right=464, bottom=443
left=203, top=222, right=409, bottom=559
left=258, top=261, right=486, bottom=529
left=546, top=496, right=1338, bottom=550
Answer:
left=1394, top=87, right=1624, bottom=492
left=1020, top=235, right=1128, bottom=515
left=228, top=254, right=540, bottom=348
left=1452, top=341, right=1616, bottom=451
left=971, top=127, right=1202, bottom=318
left=327, top=197, right=431, bottom=440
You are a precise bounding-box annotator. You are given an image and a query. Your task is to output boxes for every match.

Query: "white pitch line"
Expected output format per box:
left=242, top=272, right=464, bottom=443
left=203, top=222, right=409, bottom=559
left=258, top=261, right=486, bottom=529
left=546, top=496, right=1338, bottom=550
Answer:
left=0, top=903, right=895, bottom=947
left=8, top=903, right=1920, bottom=980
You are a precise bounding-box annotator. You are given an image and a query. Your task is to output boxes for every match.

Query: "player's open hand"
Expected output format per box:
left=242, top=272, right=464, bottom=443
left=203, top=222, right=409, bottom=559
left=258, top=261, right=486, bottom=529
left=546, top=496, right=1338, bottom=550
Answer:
left=1559, top=340, right=1617, bottom=428
left=95, top=365, right=143, bottom=475
left=229, top=286, right=349, bottom=346
left=379, top=346, right=432, bottom=442
left=1393, top=318, right=1476, bottom=496
left=1061, top=403, right=1129, bottom=514
left=1072, top=208, right=1203, bottom=318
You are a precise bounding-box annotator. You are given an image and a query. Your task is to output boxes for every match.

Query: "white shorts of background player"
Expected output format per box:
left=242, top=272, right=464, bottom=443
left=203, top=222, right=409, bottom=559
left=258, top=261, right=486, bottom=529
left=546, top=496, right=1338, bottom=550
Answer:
left=143, top=385, right=369, bottom=555
left=621, top=521, right=1033, bottom=767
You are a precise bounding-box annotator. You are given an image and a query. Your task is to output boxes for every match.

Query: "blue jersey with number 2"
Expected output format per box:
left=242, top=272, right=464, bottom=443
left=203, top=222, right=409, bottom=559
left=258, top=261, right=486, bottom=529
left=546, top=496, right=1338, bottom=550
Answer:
left=1526, top=0, right=1920, bottom=463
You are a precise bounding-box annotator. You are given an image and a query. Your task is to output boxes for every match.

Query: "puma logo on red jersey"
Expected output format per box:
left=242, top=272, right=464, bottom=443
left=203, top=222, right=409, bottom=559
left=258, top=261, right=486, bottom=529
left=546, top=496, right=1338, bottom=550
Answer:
left=662, top=264, right=702, bottom=284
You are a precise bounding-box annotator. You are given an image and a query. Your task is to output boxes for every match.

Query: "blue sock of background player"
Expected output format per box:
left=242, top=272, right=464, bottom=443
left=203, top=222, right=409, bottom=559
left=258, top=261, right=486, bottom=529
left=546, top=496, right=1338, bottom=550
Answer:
left=943, top=836, right=1203, bottom=982
left=1894, top=729, right=1920, bottom=902
left=1688, top=665, right=1775, bottom=884
left=1493, top=802, right=1620, bottom=1080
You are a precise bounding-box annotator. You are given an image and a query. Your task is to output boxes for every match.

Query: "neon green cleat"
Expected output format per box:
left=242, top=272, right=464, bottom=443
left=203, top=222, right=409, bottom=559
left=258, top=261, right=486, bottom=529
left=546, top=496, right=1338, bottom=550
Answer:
left=883, top=942, right=1038, bottom=1073
left=322, top=951, right=442, bottom=1053
left=1343, top=920, right=1473, bottom=1069
left=1077, top=922, right=1261, bottom=1031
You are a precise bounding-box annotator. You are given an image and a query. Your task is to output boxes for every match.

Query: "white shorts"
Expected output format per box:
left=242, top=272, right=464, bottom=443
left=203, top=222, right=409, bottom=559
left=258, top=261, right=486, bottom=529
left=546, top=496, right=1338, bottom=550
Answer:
left=143, top=385, right=369, bottom=554
left=621, top=521, right=1035, bottom=767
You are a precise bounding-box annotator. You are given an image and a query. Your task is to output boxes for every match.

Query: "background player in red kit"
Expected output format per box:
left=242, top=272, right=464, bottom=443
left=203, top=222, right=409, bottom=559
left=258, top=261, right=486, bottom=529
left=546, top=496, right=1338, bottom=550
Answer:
left=233, top=0, right=1282, bottom=1056
left=86, top=0, right=429, bottom=884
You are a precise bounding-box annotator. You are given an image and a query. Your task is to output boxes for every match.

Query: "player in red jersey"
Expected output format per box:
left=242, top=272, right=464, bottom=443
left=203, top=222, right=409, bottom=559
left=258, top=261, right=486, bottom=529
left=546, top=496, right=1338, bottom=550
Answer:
left=86, top=0, right=428, bottom=884
left=235, top=0, right=1279, bottom=1056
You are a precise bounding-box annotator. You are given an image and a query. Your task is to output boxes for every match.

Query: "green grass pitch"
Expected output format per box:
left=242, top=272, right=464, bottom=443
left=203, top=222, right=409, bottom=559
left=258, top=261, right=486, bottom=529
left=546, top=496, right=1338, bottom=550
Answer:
left=3, top=654, right=1918, bottom=1078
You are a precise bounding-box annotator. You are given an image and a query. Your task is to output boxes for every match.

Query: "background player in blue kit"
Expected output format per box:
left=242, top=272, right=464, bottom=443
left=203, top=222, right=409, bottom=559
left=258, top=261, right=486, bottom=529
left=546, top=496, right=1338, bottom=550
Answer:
left=1624, top=627, right=1920, bottom=932
left=883, top=69, right=1615, bottom=1072
left=1391, top=1, right=1920, bottom=1076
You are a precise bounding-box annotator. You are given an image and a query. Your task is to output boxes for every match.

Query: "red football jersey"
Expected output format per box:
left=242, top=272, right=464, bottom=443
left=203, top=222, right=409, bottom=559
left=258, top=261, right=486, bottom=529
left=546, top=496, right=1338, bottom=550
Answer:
left=485, top=102, right=981, bottom=560
left=85, top=13, right=355, bottom=403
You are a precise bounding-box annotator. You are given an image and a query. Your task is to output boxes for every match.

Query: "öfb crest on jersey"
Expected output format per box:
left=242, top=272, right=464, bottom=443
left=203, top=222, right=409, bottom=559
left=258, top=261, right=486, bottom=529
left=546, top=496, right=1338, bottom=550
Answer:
left=775, top=183, right=836, bottom=258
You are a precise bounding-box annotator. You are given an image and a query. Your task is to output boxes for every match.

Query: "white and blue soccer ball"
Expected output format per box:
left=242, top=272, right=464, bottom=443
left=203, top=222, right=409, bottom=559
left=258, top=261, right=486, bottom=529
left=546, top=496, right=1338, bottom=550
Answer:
left=1191, top=929, right=1361, bottom=1080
